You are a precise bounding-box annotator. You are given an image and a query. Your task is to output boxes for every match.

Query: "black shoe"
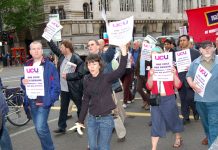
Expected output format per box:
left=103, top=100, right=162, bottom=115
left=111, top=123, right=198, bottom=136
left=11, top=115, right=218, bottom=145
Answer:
left=53, top=128, right=66, bottom=134
left=194, top=114, right=199, bottom=120
left=148, top=121, right=152, bottom=127
left=183, top=118, right=190, bottom=125
left=67, top=115, right=72, bottom=120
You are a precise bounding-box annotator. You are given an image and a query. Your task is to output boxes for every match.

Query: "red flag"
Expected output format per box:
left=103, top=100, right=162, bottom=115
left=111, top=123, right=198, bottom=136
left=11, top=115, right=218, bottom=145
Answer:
left=186, top=6, right=218, bottom=42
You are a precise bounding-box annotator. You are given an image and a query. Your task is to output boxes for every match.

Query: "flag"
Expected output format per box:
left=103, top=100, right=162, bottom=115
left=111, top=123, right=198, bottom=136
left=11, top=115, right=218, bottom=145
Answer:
left=186, top=6, right=218, bottom=42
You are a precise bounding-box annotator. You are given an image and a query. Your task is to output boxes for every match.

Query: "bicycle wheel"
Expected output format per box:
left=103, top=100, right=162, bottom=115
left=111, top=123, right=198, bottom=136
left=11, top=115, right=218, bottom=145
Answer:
left=6, top=93, right=30, bottom=126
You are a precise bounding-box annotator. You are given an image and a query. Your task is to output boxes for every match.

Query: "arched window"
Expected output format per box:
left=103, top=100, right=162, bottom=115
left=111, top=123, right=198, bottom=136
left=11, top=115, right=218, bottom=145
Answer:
left=83, top=3, right=90, bottom=19
left=99, top=24, right=106, bottom=39
left=142, top=25, right=148, bottom=37
left=162, top=23, right=169, bottom=35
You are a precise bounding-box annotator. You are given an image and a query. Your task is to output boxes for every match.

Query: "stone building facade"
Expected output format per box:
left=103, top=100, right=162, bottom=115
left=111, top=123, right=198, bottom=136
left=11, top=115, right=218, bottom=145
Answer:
left=38, top=0, right=218, bottom=44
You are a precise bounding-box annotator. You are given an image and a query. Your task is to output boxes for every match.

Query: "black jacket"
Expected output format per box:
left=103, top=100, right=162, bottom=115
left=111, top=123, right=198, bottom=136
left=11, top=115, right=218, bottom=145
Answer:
left=47, top=41, right=86, bottom=100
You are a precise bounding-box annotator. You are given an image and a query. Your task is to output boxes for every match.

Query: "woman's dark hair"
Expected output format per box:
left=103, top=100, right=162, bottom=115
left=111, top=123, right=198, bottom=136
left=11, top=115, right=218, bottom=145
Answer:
left=85, top=54, right=104, bottom=72
left=61, top=40, right=74, bottom=53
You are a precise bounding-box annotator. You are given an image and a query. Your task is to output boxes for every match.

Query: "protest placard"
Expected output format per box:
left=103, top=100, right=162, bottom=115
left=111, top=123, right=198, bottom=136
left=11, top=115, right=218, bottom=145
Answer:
left=107, top=16, right=134, bottom=46
left=141, top=42, right=154, bottom=61
left=175, top=49, right=191, bottom=73
left=24, top=66, right=45, bottom=96
left=194, top=64, right=212, bottom=97
left=63, top=62, right=77, bottom=73
left=42, top=19, right=63, bottom=42
left=152, top=52, right=173, bottom=81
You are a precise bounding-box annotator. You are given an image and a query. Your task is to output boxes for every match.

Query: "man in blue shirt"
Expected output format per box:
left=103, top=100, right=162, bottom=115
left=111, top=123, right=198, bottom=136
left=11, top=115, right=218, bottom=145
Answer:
left=186, top=41, right=218, bottom=148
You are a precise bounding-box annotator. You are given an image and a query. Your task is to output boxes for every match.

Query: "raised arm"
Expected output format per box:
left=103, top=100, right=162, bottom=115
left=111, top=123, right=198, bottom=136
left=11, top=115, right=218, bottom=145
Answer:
left=106, top=45, right=127, bottom=83
left=47, top=40, right=61, bottom=57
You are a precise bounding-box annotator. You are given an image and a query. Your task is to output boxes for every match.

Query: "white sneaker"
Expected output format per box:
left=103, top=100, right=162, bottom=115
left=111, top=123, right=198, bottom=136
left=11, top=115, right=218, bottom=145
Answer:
left=122, top=104, right=127, bottom=108
left=127, top=101, right=132, bottom=104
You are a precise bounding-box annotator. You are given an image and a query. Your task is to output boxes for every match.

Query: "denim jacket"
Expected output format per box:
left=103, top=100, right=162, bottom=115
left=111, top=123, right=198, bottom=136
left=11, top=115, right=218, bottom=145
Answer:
left=186, top=55, right=218, bottom=102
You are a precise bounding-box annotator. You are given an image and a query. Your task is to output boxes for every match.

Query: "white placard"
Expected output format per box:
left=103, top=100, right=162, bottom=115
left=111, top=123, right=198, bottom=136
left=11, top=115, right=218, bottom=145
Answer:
left=194, top=64, right=212, bottom=97
left=42, top=19, right=63, bottom=42
left=152, top=53, right=173, bottom=81
left=63, top=62, right=77, bottom=73
left=24, top=66, right=45, bottom=96
left=49, top=14, right=62, bottom=41
left=179, top=26, right=188, bottom=35
left=108, top=16, right=134, bottom=46
left=141, top=42, right=154, bottom=61
left=175, top=49, right=192, bottom=73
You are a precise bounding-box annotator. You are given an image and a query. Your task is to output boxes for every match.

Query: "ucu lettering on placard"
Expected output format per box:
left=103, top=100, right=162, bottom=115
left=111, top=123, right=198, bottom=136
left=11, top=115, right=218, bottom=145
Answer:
left=155, top=55, right=168, bottom=60
left=199, top=67, right=208, bottom=77
left=177, top=51, right=187, bottom=56
left=112, top=20, right=128, bottom=27
left=26, top=68, right=39, bottom=73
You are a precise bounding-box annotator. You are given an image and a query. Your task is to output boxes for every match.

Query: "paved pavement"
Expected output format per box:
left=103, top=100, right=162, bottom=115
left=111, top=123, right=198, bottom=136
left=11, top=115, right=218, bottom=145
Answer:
left=1, top=66, right=208, bottom=150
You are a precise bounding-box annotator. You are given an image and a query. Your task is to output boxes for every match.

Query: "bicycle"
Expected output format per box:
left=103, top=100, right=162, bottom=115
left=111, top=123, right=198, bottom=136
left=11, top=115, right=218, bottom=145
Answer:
left=2, top=86, right=30, bottom=126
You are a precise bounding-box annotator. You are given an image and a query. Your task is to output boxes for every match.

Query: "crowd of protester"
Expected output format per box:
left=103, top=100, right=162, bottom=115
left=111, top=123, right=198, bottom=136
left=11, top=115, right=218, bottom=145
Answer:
left=1, top=35, right=218, bottom=150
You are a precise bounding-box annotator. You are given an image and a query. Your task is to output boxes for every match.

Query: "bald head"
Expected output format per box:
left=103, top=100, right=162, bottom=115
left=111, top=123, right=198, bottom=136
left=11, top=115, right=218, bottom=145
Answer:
left=98, top=39, right=105, bottom=51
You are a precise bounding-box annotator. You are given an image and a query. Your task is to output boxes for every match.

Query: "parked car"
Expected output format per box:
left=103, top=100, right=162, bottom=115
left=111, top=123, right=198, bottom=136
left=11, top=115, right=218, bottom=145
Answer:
left=156, top=35, right=179, bottom=47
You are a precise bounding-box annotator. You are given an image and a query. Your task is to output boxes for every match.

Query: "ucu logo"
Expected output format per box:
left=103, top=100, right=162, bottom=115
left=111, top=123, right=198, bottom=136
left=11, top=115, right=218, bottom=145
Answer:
left=154, top=55, right=168, bottom=60
left=26, top=68, right=39, bottom=73
left=112, top=20, right=128, bottom=27
left=199, top=67, right=208, bottom=77
left=177, top=51, right=187, bottom=56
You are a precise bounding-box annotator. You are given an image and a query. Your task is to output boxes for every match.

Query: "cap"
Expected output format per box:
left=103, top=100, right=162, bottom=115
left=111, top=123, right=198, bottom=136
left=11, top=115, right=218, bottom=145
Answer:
left=200, top=41, right=214, bottom=49
left=152, top=46, right=163, bottom=53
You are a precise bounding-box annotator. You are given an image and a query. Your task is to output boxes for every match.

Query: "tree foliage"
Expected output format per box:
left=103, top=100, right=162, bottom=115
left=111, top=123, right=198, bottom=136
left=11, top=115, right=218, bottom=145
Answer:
left=0, top=0, right=44, bottom=31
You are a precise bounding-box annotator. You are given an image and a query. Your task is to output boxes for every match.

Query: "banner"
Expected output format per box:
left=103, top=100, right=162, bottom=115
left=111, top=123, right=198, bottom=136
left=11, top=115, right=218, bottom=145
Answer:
left=186, top=6, right=218, bottom=42
left=152, top=53, right=173, bottom=81
left=108, top=16, right=134, bottom=46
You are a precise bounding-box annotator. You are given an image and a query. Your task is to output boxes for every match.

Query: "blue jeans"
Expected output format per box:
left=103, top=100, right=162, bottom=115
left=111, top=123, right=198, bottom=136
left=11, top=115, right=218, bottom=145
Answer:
left=87, top=114, right=114, bottom=150
left=29, top=100, right=54, bottom=150
left=0, top=119, right=13, bottom=150
left=196, top=102, right=218, bottom=147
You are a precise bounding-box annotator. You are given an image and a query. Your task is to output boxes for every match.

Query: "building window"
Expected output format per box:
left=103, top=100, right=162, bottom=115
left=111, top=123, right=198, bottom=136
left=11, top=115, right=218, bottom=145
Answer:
left=162, top=23, right=170, bottom=35
left=210, top=0, right=216, bottom=5
left=201, top=0, right=206, bottom=7
left=142, top=25, right=148, bottom=37
left=186, top=0, right=193, bottom=9
left=83, top=3, right=93, bottom=19
left=162, top=0, right=170, bottom=13
left=58, top=6, right=66, bottom=19
left=50, top=6, right=57, bottom=14
left=178, top=0, right=184, bottom=13
left=99, top=24, right=106, bottom=39
left=98, top=0, right=111, bottom=11
left=120, top=0, right=134, bottom=12
left=141, top=0, right=154, bottom=12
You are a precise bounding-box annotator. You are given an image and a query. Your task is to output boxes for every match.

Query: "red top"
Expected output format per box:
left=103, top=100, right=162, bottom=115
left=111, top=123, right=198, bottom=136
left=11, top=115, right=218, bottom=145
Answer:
left=146, top=71, right=182, bottom=96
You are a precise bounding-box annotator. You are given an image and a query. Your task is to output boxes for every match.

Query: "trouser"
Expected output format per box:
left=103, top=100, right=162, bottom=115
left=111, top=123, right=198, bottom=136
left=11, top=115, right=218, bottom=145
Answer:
left=87, top=115, right=114, bottom=150
left=0, top=118, right=13, bottom=150
left=29, top=100, right=54, bottom=150
left=136, top=75, right=150, bottom=103
left=121, top=72, right=133, bottom=104
left=178, top=85, right=198, bottom=120
left=196, top=102, right=218, bottom=148
left=58, top=91, right=82, bottom=130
